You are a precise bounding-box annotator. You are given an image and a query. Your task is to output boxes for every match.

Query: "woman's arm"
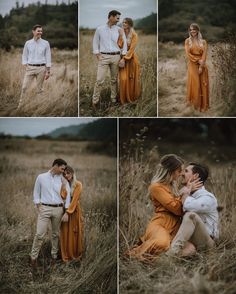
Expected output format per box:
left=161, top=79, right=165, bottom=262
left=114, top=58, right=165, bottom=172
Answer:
left=149, top=184, right=183, bottom=216
left=200, top=40, right=207, bottom=64
left=123, top=32, right=138, bottom=61
left=66, top=182, right=82, bottom=214
left=185, top=38, right=200, bottom=64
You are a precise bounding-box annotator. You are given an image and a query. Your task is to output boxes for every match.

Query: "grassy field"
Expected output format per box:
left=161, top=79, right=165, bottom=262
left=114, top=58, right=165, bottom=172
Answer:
left=158, top=42, right=236, bottom=117
left=0, top=139, right=117, bottom=293
left=79, top=31, right=157, bottom=117
left=119, top=132, right=236, bottom=293
left=0, top=49, right=78, bottom=117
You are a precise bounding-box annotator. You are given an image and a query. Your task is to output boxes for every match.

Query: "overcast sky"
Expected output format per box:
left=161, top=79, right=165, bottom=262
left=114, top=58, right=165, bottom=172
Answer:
left=80, top=0, right=157, bottom=28
left=0, top=118, right=96, bottom=137
left=0, top=0, right=76, bottom=16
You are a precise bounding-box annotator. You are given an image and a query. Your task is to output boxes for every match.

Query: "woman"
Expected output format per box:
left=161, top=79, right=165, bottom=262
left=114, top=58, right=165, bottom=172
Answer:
left=60, top=166, right=84, bottom=262
left=118, top=18, right=141, bottom=104
left=127, top=154, right=197, bottom=261
left=185, top=23, right=209, bottom=112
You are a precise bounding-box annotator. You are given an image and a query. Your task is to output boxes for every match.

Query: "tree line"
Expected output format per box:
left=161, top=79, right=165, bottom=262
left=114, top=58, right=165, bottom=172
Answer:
left=0, top=1, right=78, bottom=50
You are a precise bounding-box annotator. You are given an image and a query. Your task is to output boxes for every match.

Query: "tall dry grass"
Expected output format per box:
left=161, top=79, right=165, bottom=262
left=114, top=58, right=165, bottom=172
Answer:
left=159, top=40, right=236, bottom=117
left=0, top=49, right=78, bottom=117
left=0, top=139, right=117, bottom=293
left=119, top=130, right=236, bottom=293
left=79, top=31, right=157, bottom=117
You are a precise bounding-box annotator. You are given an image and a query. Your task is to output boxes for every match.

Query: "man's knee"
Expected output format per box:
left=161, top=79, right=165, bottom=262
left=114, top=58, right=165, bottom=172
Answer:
left=183, top=211, right=198, bottom=221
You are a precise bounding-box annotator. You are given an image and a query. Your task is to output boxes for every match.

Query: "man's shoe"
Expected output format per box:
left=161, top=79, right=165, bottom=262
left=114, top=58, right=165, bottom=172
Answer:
left=92, top=100, right=99, bottom=111
left=50, top=257, right=57, bottom=268
left=30, top=258, right=38, bottom=269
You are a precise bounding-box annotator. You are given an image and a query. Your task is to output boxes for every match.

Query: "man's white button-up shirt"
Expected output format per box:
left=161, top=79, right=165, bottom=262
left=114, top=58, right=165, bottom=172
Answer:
left=183, top=186, right=219, bottom=238
left=33, top=171, right=70, bottom=208
left=93, top=24, right=127, bottom=55
left=22, top=38, right=51, bottom=67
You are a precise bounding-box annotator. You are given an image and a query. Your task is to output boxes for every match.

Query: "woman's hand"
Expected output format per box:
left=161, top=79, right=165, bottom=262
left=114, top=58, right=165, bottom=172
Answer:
left=198, top=66, right=203, bottom=75
left=61, top=212, right=69, bottom=222
left=187, top=178, right=203, bottom=192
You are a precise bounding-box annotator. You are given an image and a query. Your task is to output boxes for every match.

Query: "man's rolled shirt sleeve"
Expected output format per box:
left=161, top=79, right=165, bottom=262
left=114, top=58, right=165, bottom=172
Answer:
left=93, top=28, right=100, bottom=54
left=45, top=41, right=51, bottom=67
left=33, top=175, right=41, bottom=204
left=22, top=42, right=28, bottom=65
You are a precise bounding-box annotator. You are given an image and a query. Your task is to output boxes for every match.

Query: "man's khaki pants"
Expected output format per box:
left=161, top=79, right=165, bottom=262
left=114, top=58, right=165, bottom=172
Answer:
left=20, top=65, right=46, bottom=101
left=93, top=54, right=120, bottom=104
left=30, top=205, right=63, bottom=260
left=169, top=212, right=215, bottom=255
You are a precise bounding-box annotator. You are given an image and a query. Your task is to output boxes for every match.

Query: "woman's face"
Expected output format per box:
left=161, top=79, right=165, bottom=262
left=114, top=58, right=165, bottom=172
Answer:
left=64, top=170, right=73, bottom=182
left=172, top=165, right=184, bottom=181
left=122, top=20, right=130, bottom=29
left=190, top=26, right=198, bottom=38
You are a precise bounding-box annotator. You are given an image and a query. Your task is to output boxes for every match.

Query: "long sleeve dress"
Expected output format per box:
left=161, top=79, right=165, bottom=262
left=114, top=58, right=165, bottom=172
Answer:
left=128, top=183, right=183, bottom=260
left=185, top=38, right=209, bottom=112
left=118, top=31, right=141, bottom=104
left=60, top=181, right=84, bottom=262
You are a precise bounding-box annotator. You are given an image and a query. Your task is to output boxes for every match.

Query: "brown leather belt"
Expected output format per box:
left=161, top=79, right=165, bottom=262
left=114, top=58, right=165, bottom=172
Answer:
left=100, top=52, right=120, bottom=55
left=41, top=203, right=63, bottom=207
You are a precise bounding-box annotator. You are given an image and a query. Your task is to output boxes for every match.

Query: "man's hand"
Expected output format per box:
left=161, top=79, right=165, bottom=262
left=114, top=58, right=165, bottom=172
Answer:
left=61, top=212, right=69, bottom=222
left=96, top=53, right=101, bottom=61
left=198, top=66, right=203, bottom=75
left=45, top=71, right=50, bottom=80
left=35, top=203, right=41, bottom=212
left=119, top=58, right=125, bottom=68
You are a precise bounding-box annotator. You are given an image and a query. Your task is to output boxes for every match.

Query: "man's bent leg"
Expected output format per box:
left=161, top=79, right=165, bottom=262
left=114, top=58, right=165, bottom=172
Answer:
left=92, top=55, right=109, bottom=104
left=30, top=205, right=51, bottom=260
left=51, top=207, right=64, bottom=259
left=110, top=55, right=120, bottom=102
left=169, top=212, right=214, bottom=255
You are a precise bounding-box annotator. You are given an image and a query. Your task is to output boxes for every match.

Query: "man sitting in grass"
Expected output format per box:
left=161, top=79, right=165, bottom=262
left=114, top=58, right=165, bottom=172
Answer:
left=168, top=163, right=219, bottom=257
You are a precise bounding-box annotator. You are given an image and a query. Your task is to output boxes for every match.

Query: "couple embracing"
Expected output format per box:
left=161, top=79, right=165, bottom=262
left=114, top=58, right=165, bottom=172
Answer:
left=92, top=10, right=141, bottom=108
left=128, top=154, right=219, bottom=260
left=30, top=158, right=83, bottom=268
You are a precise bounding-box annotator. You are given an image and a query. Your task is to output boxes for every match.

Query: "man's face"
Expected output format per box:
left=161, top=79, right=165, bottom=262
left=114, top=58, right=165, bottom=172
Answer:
left=183, top=165, right=197, bottom=184
left=54, top=164, right=66, bottom=175
left=32, top=27, right=43, bottom=39
left=109, top=14, right=120, bottom=25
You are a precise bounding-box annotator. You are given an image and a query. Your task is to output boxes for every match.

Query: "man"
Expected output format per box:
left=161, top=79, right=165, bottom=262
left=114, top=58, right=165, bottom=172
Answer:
left=30, top=158, right=70, bottom=268
left=168, top=163, right=219, bottom=256
left=92, top=10, right=127, bottom=108
left=18, top=24, right=51, bottom=108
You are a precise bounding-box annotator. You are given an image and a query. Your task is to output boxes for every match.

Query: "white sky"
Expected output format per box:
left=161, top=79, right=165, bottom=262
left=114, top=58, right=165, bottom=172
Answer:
left=80, top=0, right=157, bottom=28
left=0, top=0, right=77, bottom=16
left=0, top=118, right=96, bottom=137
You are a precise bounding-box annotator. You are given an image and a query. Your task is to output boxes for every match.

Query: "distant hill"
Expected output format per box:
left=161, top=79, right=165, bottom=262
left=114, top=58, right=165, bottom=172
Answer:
left=45, top=118, right=117, bottom=143
left=134, top=13, right=157, bottom=34
left=159, top=0, right=236, bottom=42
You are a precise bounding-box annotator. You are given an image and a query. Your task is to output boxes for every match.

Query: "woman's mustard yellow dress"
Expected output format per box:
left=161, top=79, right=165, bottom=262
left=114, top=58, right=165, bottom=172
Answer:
left=118, top=31, right=141, bottom=104
left=185, top=38, right=209, bottom=111
left=128, top=183, right=183, bottom=260
left=60, top=181, right=84, bottom=262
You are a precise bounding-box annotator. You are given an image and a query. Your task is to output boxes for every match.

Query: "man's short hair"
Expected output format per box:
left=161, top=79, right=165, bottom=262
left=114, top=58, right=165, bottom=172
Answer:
left=189, top=162, right=209, bottom=183
left=32, top=24, right=42, bottom=31
left=52, top=158, right=67, bottom=167
left=108, top=10, right=121, bottom=19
